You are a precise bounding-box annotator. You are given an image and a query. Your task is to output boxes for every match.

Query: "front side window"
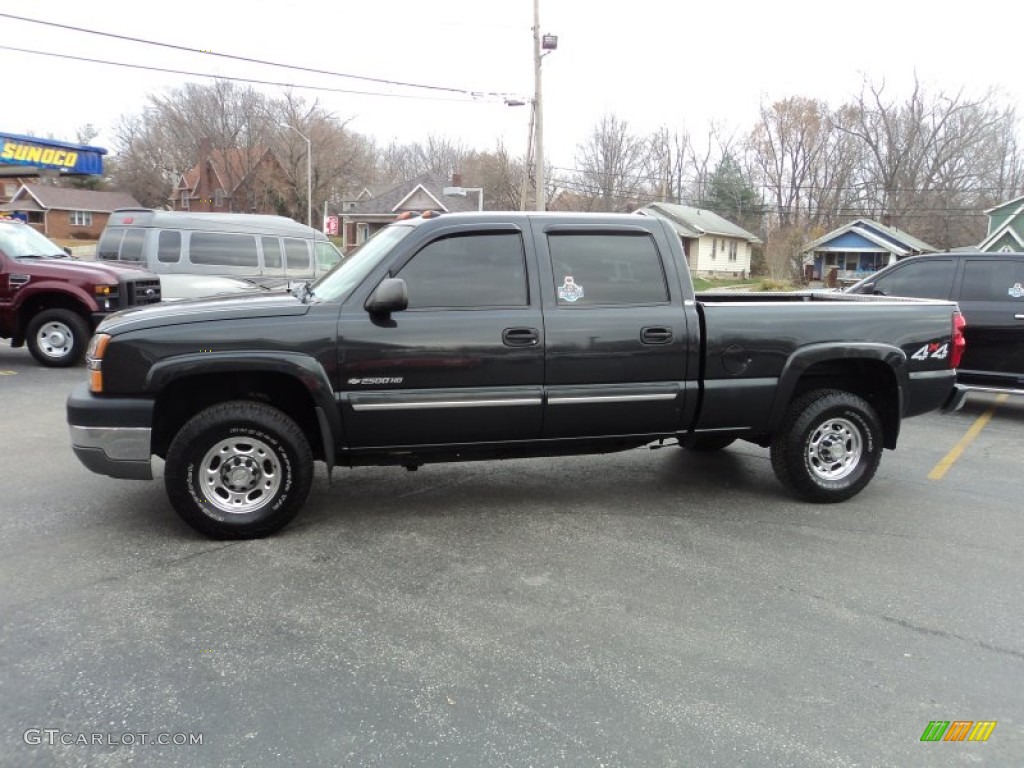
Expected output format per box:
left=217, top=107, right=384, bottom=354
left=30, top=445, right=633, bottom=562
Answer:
left=118, top=228, right=145, bottom=262
left=873, top=259, right=955, bottom=299
left=315, top=241, right=343, bottom=272
left=97, top=228, right=123, bottom=260
left=549, top=232, right=669, bottom=306
left=397, top=232, right=527, bottom=309
left=960, top=260, right=1024, bottom=302
left=189, top=232, right=258, bottom=267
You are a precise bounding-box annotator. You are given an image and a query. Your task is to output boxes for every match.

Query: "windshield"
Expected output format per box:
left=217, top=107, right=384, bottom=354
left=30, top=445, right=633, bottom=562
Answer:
left=311, top=225, right=412, bottom=302
left=0, top=222, right=67, bottom=258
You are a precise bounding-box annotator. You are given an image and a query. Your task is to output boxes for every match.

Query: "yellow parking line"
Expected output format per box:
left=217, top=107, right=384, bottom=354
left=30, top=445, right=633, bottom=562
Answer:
left=928, top=394, right=1009, bottom=480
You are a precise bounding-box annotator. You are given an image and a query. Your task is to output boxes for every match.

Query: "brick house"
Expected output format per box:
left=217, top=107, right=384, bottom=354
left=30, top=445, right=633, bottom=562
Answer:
left=340, top=173, right=483, bottom=253
left=0, top=184, right=140, bottom=239
left=172, top=138, right=293, bottom=215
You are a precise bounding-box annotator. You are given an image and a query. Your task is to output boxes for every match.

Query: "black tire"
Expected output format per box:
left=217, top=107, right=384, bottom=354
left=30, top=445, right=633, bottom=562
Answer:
left=164, top=401, right=313, bottom=539
left=770, top=389, right=883, bottom=503
left=26, top=308, right=91, bottom=367
left=682, top=436, right=736, bottom=451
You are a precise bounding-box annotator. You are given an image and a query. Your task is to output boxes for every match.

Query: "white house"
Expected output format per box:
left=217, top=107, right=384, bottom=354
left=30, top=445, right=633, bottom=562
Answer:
left=634, top=202, right=761, bottom=277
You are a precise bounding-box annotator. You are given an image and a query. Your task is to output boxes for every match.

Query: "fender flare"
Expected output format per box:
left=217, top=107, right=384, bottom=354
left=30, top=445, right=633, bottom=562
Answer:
left=765, top=342, right=908, bottom=435
left=146, top=351, right=344, bottom=469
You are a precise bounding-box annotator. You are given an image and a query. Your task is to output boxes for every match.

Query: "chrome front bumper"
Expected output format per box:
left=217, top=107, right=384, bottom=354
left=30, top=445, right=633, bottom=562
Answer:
left=69, top=425, right=153, bottom=480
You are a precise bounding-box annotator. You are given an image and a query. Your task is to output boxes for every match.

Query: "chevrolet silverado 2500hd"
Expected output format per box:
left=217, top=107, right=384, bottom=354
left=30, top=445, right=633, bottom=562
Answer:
left=67, top=212, right=965, bottom=538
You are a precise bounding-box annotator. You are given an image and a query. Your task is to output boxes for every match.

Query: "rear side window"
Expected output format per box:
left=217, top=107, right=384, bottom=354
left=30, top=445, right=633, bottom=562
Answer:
left=189, top=232, right=258, bottom=267
left=262, top=237, right=282, bottom=269
left=97, top=228, right=124, bottom=260
left=284, top=238, right=311, bottom=271
left=397, top=232, right=527, bottom=309
left=548, top=232, right=668, bottom=305
left=157, top=230, right=180, bottom=263
left=960, top=259, right=1024, bottom=302
left=873, top=259, right=955, bottom=299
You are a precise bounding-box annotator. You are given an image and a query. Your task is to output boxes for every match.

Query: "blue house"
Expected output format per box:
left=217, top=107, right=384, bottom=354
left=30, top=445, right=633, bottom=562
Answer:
left=978, top=195, right=1024, bottom=252
left=801, top=218, right=935, bottom=284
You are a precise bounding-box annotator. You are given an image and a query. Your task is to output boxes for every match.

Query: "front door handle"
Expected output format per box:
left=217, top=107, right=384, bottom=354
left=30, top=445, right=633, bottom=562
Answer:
left=503, top=327, right=540, bottom=347
left=1015, top=314, right=1024, bottom=320
left=641, top=326, right=673, bottom=344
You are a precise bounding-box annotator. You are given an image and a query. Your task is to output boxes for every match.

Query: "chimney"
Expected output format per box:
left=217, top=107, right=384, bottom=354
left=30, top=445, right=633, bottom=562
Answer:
left=451, top=172, right=463, bottom=188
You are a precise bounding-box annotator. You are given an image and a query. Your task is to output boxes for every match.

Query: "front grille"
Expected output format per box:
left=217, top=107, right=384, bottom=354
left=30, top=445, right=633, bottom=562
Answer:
left=124, top=278, right=162, bottom=307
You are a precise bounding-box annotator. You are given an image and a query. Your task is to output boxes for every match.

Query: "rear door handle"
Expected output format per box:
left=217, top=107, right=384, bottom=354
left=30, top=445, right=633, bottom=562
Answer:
left=503, top=327, right=540, bottom=347
left=1015, top=314, right=1024, bottom=320
left=641, top=326, right=673, bottom=344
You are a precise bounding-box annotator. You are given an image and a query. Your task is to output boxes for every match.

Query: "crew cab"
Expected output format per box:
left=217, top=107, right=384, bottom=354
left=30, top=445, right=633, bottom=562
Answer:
left=846, top=251, right=1024, bottom=396
left=67, top=212, right=965, bottom=538
left=0, top=219, right=161, bottom=366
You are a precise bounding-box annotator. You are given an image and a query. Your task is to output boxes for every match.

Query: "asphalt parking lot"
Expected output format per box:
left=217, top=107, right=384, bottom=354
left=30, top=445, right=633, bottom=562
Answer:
left=1, top=340, right=1021, bottom=767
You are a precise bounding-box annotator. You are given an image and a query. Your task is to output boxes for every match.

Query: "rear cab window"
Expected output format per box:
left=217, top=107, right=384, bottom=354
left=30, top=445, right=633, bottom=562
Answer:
left=548, top=232, right=669, bottom=306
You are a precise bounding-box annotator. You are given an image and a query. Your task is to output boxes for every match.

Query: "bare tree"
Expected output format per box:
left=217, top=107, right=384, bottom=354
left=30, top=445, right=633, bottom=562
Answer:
left=569, top=113, right=647, bottom=211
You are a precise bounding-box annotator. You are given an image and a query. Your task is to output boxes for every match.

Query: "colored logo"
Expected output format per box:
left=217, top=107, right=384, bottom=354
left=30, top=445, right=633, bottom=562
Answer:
left=920, top=720, right=997, bottom=742
left=557, top=275, right=584, bottom=302
left=1009, top=282, right=1023, bottom=299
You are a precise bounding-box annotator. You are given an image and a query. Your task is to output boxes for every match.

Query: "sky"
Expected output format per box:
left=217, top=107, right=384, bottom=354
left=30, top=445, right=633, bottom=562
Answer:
left=2, top=0, right=1022, bottom=173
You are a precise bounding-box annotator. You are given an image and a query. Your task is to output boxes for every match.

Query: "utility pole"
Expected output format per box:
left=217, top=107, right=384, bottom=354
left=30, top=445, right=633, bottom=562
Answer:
left=532, top=0, right=545, bottom=212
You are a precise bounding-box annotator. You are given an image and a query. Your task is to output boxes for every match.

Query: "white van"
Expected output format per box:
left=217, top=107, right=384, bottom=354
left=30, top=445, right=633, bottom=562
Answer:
left=96, top=209, right=343, bottom=294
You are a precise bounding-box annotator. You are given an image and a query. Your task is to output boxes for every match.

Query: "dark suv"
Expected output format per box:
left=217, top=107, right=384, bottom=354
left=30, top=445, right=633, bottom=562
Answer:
left=847, top=251, right=1024, bottom=394
left=0, top=219, right=161, bottom=366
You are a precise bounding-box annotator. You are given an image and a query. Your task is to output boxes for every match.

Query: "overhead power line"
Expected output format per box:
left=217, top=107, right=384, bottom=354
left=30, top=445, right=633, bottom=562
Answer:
left=0, top=12, right=517, bottom=100
left=0, top=44, right=485, bottom=102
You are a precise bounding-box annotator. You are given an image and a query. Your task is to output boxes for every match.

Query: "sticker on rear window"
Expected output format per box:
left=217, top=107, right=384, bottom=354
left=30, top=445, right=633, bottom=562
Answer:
left=558, top=276, right=584, bottom=302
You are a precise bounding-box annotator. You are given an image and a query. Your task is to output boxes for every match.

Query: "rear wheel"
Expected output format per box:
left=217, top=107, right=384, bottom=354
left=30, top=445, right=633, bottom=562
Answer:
left=770, top=389, right=883, bottom=503
left=164, top=401, right=313, bottom=539
left=26, top=308, right=90, bottom=367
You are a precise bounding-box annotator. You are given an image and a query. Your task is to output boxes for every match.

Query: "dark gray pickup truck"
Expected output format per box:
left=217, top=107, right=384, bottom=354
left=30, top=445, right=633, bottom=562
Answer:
left=67, top=212, right=965, bottom=538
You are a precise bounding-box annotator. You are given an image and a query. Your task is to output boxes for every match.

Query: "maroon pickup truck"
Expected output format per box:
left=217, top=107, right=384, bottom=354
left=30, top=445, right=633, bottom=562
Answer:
left=0, top=219, right=161, bottom=366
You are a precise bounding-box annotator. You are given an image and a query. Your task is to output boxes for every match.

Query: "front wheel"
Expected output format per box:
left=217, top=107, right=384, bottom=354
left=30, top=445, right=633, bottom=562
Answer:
left=26, top=308, right=90, bottom=367
left=770, top=389, right=883, bottom=503
left=164, top=401, right=313, bottom=539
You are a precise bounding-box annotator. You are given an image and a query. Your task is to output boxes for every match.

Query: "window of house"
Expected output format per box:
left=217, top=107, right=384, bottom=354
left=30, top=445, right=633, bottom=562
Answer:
left=261, top=237, right=282, bottom=269
left=189, top=232, right=259, bottom=267
left=729, top=241, right=738, bottom=261
left=214, top=189, right=226, bottom=208
left=960, top=260, right=1024, bottom=302
left=711, top=239, right=717, bottom=260
left=69, top=211, right=93, bottom=227
left=157, top=230, right=181, bottom=263
left=548, top=232, right=668, bottom=306
left=180, top=191, right=189, bottom=210
left=872, top=259, right=955, bottom=299
left=397, top=232, right=527, bottom=309
left=284, top=238, right=311, bottom=271
left=356, top=223, right=369, bottom=244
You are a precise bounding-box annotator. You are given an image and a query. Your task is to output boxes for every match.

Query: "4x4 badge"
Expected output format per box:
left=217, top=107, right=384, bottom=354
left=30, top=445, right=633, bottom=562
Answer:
left=1009, top=282, right=1023, bottom=298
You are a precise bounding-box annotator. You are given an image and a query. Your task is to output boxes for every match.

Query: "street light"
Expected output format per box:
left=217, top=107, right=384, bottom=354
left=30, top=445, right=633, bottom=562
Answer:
left=279, top=123, right=312, bottom=229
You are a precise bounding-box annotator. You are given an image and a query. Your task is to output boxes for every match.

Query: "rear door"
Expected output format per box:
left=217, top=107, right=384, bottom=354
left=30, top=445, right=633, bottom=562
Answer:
left=336, top=222, right=545, bottom=448
left=953, top=256, right=1024, bottom=381
left=533, top=220, right=691, bottom=438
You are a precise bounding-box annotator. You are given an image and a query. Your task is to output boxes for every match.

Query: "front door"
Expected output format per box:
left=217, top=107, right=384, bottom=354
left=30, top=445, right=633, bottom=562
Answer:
left=533, top=223, right=691, bottom=438
left=337, top=225, right=545, bottom=448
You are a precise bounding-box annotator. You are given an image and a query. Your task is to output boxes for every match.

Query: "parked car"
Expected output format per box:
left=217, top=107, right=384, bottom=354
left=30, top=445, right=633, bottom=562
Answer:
left=95, top=208, right=343, bottom=298
left=68, top=211, right=963, bottom=539
left=0, top=219, right=161, bottom=366
left=846, top=251, right=1024, bottom=395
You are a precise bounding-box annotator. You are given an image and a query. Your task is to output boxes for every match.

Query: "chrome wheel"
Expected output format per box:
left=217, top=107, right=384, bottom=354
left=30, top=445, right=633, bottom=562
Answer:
left=36, top=320, right=74, bottom=360
left=806, top=417, right=862, bottom=481
left=199, top=436, right=282, bottom=515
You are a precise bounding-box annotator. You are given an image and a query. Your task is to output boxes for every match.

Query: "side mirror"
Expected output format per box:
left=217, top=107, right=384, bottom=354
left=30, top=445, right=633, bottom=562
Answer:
left=365, top=277, right=408, bottom=315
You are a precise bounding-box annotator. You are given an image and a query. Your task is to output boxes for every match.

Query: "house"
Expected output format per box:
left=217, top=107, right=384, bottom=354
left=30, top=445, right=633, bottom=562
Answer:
left=634, top=202, right=761, bottom=277
left=978, top=195, right=1024, bottom=252
left=341, top=173, right=483, bottom=252
left=0, top=184, right=140, bottom=239
left=172, top=139, right=292, bottom=216
left=801, top=218, right=935, bottom=284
